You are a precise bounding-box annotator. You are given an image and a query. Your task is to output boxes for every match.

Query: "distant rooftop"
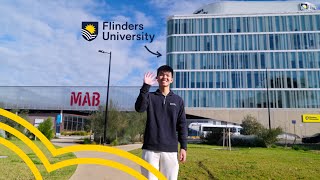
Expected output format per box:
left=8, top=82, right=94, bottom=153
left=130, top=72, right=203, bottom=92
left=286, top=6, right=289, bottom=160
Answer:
left=193, top=1, right=318, bottom=15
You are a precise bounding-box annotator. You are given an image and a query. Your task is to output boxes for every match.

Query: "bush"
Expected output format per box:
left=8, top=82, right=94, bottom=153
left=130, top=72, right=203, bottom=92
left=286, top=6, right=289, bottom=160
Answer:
left=241, top=114, right=282, bottom=148
left=61, top=131, right=89, bottom=136
left=111, top=139, right=118, bottom=146
left=292, top=145, right=310, bottom=151
left=118, top=135, right=132, bottom=145
left=0, top=109, right=29, bottom=139
left=204, top=129, right=224, bottom=145
left=90, top=103, right=146, bottom=145
left=241, top=115, right=264, bottom=135
left=258, top=127, right=282, bottom=147
left=218, top=135, right=265, bottom=147
left=292, top=145, right=300, bottom=150
left=38, top=118, right=54, bottom=140
left=82, top=138, right=92, bottom=144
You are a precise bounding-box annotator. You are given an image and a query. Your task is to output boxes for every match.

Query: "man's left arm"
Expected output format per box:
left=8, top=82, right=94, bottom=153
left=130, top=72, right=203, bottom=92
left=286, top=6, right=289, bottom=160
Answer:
left=177, top=99, right=187, bottom=163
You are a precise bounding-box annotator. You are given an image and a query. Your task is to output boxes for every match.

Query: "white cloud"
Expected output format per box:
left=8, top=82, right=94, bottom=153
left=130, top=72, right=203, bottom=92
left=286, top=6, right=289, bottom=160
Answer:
left=134, top=11, right=156, bottom=28
left=1, top=0, right=319, bottom=87
left=0, top=0, right=161, bottom=86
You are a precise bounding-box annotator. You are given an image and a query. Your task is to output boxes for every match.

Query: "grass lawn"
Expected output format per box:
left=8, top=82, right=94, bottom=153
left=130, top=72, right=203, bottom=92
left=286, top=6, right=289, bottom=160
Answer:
left=0, top=139, right=77, bottom=180
left=130, top=144, right=320, bottom=180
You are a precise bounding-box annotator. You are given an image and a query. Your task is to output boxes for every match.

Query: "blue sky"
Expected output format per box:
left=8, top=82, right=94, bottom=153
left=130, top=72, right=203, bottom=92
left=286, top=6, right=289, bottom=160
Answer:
left=0, top=0, right=319, bottom=86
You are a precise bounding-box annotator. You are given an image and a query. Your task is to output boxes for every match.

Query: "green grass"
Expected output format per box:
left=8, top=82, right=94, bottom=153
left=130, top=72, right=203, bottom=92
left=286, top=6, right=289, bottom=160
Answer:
left=0, top=139, right=77, bottom=180
left=130, top=144, right=320, bottom=180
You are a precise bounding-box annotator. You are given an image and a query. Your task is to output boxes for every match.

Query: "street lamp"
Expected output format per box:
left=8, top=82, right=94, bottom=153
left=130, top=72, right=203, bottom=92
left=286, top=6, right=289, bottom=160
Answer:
left=265, top=66, right=271, bottom=130
left=98, top=50, right=112, bottom=144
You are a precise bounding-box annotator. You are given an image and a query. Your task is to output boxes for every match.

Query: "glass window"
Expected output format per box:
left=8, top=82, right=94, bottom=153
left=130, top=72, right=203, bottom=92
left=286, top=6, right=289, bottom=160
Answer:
left=247, top=72, right=252, bottom=88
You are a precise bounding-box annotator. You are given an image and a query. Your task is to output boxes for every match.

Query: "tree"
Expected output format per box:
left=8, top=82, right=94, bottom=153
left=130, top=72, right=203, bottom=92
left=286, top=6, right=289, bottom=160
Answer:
left=241, top=114, right=283, bottom=147
left=90, top=106, right=105, bottom=143
left=0, top=109, right=29, bottom=139
left=107, top=102, right=128, bottom=143
left=258, top=127, right=283, bottom=147
left=38, top=117, right=54, bottom=140
left=241, top=114, right=264, bottom=135
left=90, top=100, right=147, bottom=145
left=126, top=112, right=147, bottom=143
left=90, top=100, right=128, bottom=144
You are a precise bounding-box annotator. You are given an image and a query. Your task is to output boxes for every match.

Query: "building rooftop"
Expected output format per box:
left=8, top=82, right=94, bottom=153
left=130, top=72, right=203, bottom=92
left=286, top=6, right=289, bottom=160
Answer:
left=193, top=1, right=318, bottom=15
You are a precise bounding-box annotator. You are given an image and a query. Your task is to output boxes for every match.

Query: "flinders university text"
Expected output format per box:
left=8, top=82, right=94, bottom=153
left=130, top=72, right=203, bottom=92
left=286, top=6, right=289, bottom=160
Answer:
left=102, top=31, right=155, bottom=43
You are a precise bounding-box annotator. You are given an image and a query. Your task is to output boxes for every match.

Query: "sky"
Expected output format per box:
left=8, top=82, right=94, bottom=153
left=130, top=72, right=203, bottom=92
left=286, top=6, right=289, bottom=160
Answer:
left=0, top=0, right=319, bottom=86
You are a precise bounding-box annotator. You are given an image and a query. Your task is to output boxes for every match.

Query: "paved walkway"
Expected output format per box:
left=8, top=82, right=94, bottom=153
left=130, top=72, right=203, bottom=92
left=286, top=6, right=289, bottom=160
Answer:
left=51, top=136, right=143, bottom=180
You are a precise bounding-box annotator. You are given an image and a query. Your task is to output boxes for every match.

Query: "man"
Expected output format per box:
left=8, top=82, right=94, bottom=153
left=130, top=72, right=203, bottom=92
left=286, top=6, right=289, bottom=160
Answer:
left=135, top=65, right=187, bottom=180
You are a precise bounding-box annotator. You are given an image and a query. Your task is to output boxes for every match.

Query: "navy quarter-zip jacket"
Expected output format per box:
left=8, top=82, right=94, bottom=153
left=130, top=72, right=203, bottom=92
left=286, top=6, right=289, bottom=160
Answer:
left=135, top=83, right=187, bottom=152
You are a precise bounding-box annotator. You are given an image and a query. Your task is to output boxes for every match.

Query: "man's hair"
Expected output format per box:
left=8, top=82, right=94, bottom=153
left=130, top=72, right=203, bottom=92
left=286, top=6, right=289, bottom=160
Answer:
left=157, top=65, right=174, bottom=77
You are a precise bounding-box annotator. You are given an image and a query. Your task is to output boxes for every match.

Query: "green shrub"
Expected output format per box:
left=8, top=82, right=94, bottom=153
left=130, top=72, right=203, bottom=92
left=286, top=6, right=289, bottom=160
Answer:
left=61, top=131, right=89, bottom=136
left=302, top=146, right=310, bottom=151
left=205, top=128, right=224, bottom=145
left=258, top=127, right=282, bottom=147
left=38, top=118, right=54, bottom=140
left=292, top=145, right=310, bottom=151
left=241, top=115, right=264, bottom=135
left=82, top=138, right=92, bottom=144
left=292, top=145, right=300, bottom=151
left=118, top=136, right=131, bottom=145
left=219, top=135, right=265, bottom=147
left=111, top=139, right=118, bottom=146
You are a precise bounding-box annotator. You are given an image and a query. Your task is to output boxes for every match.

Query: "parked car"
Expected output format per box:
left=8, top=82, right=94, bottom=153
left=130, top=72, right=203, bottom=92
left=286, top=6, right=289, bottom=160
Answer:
left=302, top=133, right=320, bottom=143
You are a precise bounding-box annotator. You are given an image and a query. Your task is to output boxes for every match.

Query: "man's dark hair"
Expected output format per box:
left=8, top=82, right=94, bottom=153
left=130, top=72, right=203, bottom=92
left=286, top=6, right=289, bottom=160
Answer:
left=157, top=65, right=174, bottom=77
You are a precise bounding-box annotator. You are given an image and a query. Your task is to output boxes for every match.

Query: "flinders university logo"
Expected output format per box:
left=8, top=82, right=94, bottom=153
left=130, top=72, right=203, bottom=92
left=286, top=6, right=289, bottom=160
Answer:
left=82, top=22, right=98, bottom=41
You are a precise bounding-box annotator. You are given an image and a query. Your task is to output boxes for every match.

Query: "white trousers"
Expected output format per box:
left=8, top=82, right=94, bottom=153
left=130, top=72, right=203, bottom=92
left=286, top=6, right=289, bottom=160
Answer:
left=141, top=149, right=179, bottom=180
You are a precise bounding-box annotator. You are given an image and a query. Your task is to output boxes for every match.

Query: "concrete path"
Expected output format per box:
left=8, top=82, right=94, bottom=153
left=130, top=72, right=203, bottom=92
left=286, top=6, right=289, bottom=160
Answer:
left=51, top=136, right=143, bottom=180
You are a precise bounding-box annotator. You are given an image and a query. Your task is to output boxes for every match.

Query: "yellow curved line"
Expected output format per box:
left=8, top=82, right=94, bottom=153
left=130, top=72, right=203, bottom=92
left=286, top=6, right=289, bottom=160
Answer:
left=0, top=122, right=146, bottom=179
left=0, top=108, right=166, bottom=180
left=0, top=122, right=51, bottom=170
left=0, top=137, right=43, bottom=180
left=51, top=158, right=146, bottom=179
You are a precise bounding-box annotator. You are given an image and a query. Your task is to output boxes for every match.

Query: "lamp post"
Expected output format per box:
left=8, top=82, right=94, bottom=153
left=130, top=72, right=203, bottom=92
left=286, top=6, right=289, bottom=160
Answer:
left=265, top=67, right=271, bottom=130
left=98, top=50, right=112, bottom=144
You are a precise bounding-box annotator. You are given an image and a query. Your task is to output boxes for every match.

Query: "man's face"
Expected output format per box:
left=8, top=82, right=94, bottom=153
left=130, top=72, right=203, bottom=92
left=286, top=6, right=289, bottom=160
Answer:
left=157, top=71, right=173, bottom=87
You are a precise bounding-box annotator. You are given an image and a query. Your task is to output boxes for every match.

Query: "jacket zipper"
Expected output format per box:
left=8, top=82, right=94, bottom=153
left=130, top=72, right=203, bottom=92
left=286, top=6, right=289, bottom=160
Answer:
left=163, top=96, right=167, bottom=105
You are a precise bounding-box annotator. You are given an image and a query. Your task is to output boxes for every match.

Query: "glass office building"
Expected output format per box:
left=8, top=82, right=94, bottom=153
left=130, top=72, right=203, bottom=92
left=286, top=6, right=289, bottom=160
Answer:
left=167, top=1, right=320, bottom=135
left=167, top=2, right=320, bottom=109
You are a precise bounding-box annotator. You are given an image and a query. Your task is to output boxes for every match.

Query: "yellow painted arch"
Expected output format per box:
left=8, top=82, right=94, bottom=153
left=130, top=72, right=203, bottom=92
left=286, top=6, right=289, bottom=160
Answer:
left=0, top=108, right=166, bottom=180
left=0, top=137, right=43, bottom=180
left=0, top=122, right=147, bottom=179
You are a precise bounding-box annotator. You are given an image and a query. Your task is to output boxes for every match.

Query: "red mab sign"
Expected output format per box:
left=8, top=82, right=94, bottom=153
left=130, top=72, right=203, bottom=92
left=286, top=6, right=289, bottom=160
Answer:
left=70, top=92, right=100, bottom=106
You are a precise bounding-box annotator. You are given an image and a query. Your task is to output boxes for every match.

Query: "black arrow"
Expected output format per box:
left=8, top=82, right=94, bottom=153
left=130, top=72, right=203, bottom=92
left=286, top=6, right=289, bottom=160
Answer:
left=144, top=45, right=162, bottom=58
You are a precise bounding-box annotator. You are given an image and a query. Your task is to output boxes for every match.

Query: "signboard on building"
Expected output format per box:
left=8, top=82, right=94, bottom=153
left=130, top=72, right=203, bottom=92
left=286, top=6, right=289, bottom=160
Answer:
left=70, top=92, right=101, bottom=107
left=300, top=2, right=317, bottom=11
left=34, top=119, right=44, bottom=127
left=302, top=114, right=320, bottom=123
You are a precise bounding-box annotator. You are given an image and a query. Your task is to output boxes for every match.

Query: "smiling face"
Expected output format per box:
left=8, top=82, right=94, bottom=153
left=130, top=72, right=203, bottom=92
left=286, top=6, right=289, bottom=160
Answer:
left=157, top=71, right=173, bottom=88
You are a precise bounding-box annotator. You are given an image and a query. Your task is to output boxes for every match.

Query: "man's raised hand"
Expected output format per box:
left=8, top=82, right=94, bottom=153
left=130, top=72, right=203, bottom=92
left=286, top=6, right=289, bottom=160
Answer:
left=144, top=72, right=156, bottom=85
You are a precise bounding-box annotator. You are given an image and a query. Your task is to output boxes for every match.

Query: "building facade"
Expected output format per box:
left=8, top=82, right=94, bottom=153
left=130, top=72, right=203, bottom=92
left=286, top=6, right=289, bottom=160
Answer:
left=0, top=86, right=151, bottom=133
left=167, top=1, right=320, bottom=136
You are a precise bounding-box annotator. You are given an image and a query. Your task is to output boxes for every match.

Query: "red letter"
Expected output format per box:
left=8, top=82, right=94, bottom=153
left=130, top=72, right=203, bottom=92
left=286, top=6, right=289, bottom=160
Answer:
left=82, top=92, right=91, bottom=106
left=92, top=92, right=100, bottom=106
left=70, top=92, right=82, bottom=106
